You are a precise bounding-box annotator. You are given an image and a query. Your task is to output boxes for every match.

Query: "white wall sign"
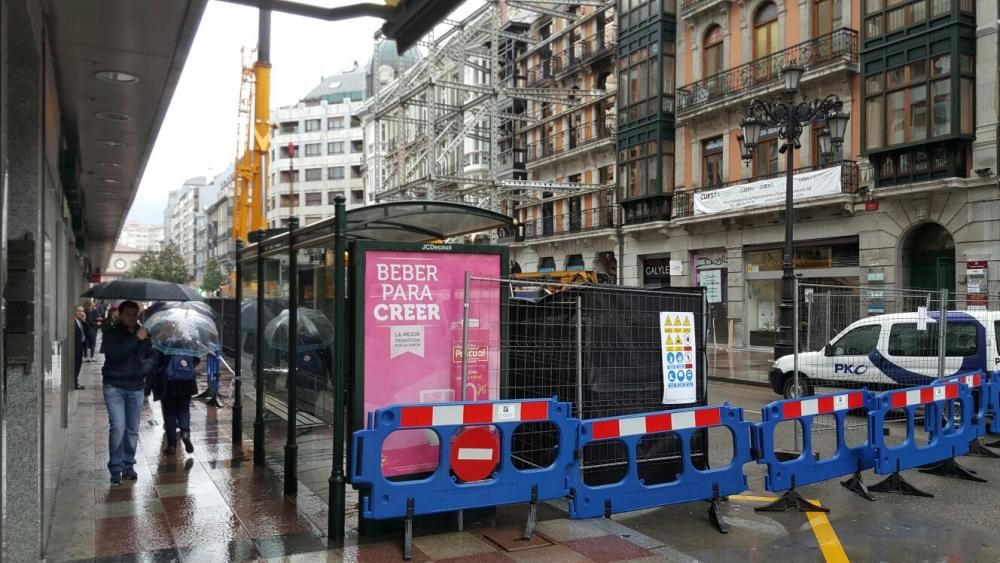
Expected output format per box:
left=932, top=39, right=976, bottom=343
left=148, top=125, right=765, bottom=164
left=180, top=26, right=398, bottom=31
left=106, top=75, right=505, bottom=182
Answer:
left=698, top=269, right=723, bottom=304
left=693, top=166, right=843, bottom=215
left=660, top=312, right=698, bottom=405
left=669, top=259, right=683, bottom=276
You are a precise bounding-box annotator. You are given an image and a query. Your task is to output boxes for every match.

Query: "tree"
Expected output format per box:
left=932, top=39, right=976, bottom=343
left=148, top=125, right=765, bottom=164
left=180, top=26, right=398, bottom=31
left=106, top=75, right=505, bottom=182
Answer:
left=201, top=257, right=225, bottom=295
left=127, top=243, right=190, bottom=284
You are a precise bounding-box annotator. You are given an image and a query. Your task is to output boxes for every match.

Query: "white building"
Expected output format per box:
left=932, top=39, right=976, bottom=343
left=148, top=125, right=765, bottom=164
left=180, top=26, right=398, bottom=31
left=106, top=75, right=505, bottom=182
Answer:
left=165, top=176, right=216, bottom=280
left=268, top=65, right=368, bottom=228
left=118, top=222, right=164, bottom=252
left=205, top=170, right=236, bottom=281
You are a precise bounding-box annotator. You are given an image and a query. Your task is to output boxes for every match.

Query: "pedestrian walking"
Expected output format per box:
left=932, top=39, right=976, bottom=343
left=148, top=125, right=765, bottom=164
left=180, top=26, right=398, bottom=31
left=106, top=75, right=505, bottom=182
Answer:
left=151, top=353, right=199, bottom=455
left=84, top=303, right=101, bottom=362
left=73, top=305, right=88, bottom=390
left=100, top=300, right=157, bottom=485
left=197, top=345, right=224, bottom=407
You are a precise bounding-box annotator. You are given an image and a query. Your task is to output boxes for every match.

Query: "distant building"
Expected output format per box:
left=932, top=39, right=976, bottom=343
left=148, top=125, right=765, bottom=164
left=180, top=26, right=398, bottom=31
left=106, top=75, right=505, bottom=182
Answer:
left=103, top=244, right=146, bottom=282
left=165, top=176, right=217, bottom=280
left=267, top=64, right=368, bottom=228
left=118, top=222, right=164, bottom=252
left=205, top=169, right=236, bottom=280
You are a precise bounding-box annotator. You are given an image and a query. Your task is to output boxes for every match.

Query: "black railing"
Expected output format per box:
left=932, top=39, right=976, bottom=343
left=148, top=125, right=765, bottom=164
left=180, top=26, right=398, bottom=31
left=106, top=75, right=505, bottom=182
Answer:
left=525, top=56, right=557, bottom=85
left=675, top=28, right=858, bottom=114
left=671, top=161, right=859, bottom=218
left=622, top=194, right=673, bottom=225
left=526, top=118, right=616, bottom=163
left=521, top=205, right=620, bottom=240
left=679, top=0, right=727, bottom=14
left=551, top=30, right=616, bottom=75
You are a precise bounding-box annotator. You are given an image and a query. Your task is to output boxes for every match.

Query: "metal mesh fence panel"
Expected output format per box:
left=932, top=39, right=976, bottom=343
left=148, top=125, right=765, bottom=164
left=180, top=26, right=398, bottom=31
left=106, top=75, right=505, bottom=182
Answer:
left=463, top=277, right=708, bottom=485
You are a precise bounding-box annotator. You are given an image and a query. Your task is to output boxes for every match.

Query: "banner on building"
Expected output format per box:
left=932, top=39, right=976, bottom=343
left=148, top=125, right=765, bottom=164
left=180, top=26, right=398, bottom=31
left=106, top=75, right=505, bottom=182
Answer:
left=660, top=312, right=697, bottom=404
left=693, top=165, right=843, bottom=215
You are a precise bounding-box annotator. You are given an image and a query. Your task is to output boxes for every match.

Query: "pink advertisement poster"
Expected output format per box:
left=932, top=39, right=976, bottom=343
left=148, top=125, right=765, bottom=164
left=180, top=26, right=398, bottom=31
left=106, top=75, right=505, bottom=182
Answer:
left=362, top=248, right=502, bottom=477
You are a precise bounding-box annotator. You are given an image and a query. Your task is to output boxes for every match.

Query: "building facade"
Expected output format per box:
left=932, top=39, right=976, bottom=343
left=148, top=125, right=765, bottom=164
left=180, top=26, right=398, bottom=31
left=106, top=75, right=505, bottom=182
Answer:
left=165, top=176, right=216, bottom=280
left=205, top=173, right=235, bottom=280
left=102, top=244, right=146, bottom=282
left=268, top=66, right=368, bottom=228
left=503, top=0, right=999, bottom=350
left=117, top=222, right=164, bottom=252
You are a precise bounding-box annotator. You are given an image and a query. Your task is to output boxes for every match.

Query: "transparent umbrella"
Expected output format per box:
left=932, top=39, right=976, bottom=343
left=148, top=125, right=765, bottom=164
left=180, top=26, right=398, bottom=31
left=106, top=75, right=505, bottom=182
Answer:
left=263, top=308, right=335, bottom=352
left=145, top=308, right=220, bottom=356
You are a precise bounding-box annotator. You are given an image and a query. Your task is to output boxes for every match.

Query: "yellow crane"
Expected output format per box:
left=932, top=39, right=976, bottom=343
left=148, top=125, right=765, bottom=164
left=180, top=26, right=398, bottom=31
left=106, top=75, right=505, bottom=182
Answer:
left=232, top=43, right=270, bottom=243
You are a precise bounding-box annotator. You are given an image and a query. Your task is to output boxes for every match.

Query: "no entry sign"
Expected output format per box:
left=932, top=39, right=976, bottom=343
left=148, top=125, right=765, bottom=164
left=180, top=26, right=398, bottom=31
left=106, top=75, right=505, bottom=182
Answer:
left=450, top=426, right=500, bottom=482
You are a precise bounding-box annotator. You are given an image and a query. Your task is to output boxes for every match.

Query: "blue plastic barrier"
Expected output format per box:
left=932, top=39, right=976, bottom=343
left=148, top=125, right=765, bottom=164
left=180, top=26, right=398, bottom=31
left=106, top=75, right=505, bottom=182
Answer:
left=568, top=404, right=751, bottom=524
left=755, top=390, right=875, bottom=497
left=938, top=372, right=986, bottom=439
left=988, top=372, right=1000, bottom=436
left=870, top=380, right=973, bottom=476
left=352, top=398, right=575, bottom=521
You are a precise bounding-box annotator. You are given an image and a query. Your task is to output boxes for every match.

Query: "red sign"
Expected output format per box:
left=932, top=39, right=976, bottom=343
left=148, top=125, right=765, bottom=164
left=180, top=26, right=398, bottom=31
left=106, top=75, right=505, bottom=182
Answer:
left=967, top=260, right=988, bottom=270
left=88, top=273, right=102, bottom=284
left=967, top=294, right=989, bottom=308
left=865, top=200, right=879, bottom=212
left=449, top=426, right=500, bottom=483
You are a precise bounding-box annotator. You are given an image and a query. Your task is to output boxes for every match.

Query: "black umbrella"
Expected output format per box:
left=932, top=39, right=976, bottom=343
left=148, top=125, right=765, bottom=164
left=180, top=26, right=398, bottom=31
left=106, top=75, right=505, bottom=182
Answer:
left=82, top=278, right=202, bottom=302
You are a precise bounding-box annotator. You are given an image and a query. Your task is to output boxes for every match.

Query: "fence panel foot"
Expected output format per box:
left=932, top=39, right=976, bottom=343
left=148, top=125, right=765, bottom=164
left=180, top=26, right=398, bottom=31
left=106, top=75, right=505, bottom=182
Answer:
left=840, top=472, right=876, bottom=502
left=403, top=498, right=414, bottom=561
left=869, top=472, right=934, bottom=497
left=966, top=439, right=1000, bottom=458
left=708, top=500, right=729, bottom=533
left=522, top=486, right=538, bottom=540
left=919, top=458, right=987, bottom=482
left=754, top=489, right=828, bottom=513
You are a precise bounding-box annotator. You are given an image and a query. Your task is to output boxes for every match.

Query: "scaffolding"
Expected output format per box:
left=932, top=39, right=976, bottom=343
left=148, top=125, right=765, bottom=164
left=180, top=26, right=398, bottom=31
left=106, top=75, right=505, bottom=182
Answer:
left=362, top=1, right=616, bottom=216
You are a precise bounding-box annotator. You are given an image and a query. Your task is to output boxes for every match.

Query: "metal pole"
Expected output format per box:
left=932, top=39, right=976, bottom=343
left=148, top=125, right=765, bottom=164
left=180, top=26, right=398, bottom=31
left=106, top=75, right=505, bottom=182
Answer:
left=254, top=232, right=266, bottom=465
left=937, top=288, right=948, bottom=378
left=793, top=277, right=802, bottom=452
left=285, top=217, right=300, bottom=495
left=461, top=272, right=472, bottom=401
left=328, top=194, right=347, bottom=546
left=775, top=139, right=796, bottom=361
left=233, top=239, right=244, bottom=450
left=575, top=296, right=583, bottom=418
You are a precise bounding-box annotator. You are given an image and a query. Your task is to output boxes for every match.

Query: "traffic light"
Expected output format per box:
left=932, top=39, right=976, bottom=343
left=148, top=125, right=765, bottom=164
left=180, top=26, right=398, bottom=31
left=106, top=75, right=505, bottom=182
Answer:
left=380, top=0, right=465, bottom=54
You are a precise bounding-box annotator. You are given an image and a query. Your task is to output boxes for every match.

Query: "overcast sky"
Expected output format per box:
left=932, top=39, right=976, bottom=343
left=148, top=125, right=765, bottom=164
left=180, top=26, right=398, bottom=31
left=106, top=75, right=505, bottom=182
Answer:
left=126, top=1, right=387, bottom=223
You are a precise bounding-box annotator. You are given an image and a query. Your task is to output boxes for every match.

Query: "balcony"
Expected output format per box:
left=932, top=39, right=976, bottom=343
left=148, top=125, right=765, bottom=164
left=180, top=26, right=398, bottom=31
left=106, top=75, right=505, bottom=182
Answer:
left=525, top=118, right=616, bottom=167
left=552, top=30, right=617, bottom=77
left=622, top=194, right=673, bottom=226
left=525, top=57, right=556, bottom=86
left=675, top=28, right=858, bottom=120
left=679, top=0, right=731, bottom=18
left=508, top=206, right=620, bottom=242
left=671, top=161, right=859, bottom=219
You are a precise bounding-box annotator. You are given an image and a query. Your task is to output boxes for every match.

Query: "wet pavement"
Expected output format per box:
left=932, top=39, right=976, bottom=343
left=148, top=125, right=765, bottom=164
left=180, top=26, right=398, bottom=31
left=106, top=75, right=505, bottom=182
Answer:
left=44, top=356, right=1000, bottom=562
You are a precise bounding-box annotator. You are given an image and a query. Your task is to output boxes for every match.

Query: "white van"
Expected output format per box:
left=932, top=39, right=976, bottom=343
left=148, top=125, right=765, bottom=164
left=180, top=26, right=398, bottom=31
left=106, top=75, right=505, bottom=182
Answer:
left=769, top=310, right=1000, bottom=399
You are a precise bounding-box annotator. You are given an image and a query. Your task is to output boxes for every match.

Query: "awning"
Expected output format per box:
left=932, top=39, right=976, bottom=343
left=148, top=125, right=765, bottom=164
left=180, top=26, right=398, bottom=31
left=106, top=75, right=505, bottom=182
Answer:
left=345, top=201, right=512, bottom=242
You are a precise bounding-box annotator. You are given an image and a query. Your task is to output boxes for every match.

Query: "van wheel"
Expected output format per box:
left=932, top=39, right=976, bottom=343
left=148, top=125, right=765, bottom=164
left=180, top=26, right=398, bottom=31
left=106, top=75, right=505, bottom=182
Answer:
left=782, top=374, right=812, bottom=400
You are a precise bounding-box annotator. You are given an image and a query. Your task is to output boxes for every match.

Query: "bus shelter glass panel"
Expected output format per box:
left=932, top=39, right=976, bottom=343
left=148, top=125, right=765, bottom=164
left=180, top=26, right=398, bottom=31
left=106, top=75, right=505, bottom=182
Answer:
left=238, top=254, right=259, bottom=438
left=261, top=248, right=290, bottom=466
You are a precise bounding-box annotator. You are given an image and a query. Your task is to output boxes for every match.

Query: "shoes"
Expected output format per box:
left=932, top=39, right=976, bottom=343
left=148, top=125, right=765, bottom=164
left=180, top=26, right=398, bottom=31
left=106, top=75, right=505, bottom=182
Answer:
left=182, top=432, right=194, bottom=454
left=123, top=467, right=138, bottom=481
left=74, top=385, right=85, bottom=390
left=110, top=472, right=123, bottom=486
left=195, top=390, right=211, bottom=399
left=207, top=397, right=224, bottom=408
left=164, top=444, right=176, bottom=455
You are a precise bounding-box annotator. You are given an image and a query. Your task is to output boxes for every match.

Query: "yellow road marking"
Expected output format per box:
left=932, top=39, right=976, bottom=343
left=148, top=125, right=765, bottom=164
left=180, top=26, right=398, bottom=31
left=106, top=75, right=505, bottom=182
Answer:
left=728, top=495, right=849, bottom=563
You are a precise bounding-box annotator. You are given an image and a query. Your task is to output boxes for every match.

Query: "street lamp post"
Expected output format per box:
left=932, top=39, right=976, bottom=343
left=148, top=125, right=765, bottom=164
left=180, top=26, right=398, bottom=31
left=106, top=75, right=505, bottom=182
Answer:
left=738, top=64, right=849, bottom=366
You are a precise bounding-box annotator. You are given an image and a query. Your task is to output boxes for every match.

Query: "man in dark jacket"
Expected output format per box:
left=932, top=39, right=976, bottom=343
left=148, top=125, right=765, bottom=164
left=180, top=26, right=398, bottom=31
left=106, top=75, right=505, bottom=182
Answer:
left=84, top=304, right=101, bottom=361
left=101, top=300, right=156, bottom=485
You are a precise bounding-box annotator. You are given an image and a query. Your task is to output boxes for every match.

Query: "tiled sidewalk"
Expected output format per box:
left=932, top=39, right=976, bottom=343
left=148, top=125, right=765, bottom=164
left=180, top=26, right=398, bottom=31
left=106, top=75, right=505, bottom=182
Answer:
left=44, top=359, right=674, bottom=563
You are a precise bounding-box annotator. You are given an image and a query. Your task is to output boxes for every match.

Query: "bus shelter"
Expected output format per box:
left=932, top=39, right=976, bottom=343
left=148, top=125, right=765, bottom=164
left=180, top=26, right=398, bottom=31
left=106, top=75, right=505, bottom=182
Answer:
left=234, top=198, right=513, bottom=543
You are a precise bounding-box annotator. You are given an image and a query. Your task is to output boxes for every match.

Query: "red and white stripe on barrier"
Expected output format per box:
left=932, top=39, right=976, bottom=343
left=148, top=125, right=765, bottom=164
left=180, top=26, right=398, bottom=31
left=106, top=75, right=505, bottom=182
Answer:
left=953, top=373, right=982, bottom=388
left=888, top=382, right=959, bottom=409
left=399, top=401, right=549, bottom=428
left=780, top=391, right=865, bottom=419
left=589, top=407, right=722, bottom=440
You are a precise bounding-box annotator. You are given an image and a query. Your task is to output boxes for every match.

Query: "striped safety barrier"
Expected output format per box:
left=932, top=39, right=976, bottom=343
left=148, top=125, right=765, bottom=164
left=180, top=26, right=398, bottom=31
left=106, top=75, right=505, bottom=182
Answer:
left=568, top=404, right=751, bottom=525
left=755, top=390, right=876, bottom=503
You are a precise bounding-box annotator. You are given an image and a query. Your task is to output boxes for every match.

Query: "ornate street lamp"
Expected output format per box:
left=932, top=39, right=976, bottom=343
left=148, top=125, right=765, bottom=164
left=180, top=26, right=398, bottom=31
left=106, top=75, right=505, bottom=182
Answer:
left=739, top=64, right=849, bottom=362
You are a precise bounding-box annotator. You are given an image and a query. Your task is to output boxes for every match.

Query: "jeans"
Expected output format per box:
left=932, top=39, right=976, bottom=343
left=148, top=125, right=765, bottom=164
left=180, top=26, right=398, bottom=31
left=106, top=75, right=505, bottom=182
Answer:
left=161, top=397, right=192, bottom=445
left=104, top=386, right=144, bottom=474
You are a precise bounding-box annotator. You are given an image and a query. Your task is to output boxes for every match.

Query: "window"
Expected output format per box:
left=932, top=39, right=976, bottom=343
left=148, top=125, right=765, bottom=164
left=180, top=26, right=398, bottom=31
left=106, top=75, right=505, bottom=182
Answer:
left=887, top=90, right=905, bottom=145
left=351, top=140, right=363, bottom=154
left=328, top=116, right=345, bottom=130
left=813, top=0, right=837, bottom=37
left=279, top=170, right=299, bottom=183
left=305, top=119, right=321, bottom=132
left=279, top=194, right=300, bottom=208
left=538, top=257, right=556, bottom=273
left=865, top=95, right=884, bottom=148
left=702, top=137, right=724, bottom=186
left=328, top=141, right=344, bottom=155
left=888, top=323, right=978, bottom=357
left=328, top=166, right=345, bottom=180
left=351, top=165, right=362, bottom=179
left=960, top=78, right=974, bottom=134
left=831, top=325, right=881, bottom=356
left=304, top=143, right=321, bottom=157
left=753, top=3, right=780, bottom=79
left=327, top=191, right=343, bottom=204
left=931, top=79, right=950, bottom=137
left=566, top=254, right=585, bottom=271
left=619, top=43, right=672, bottom=125
left=703, top=26, right=723, bottom=79
left=304, top=192, right=322, bottom=206
left=753, top=138, right=780, bottom=177
left=279, top=121, right=298, bottom=134
left=305, top=168, right=322, bottom=182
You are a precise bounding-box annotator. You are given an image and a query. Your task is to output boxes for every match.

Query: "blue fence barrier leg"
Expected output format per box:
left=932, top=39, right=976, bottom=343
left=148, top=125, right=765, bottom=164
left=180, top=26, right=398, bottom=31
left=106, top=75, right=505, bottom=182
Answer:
left=988, top=372, right=1000, bottom=448
left=920, top=373, right=990, bottom=480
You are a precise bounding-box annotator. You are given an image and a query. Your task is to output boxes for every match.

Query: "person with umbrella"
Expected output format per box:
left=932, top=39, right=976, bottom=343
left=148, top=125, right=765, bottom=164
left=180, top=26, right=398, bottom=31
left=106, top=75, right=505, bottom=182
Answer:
left=100, top=300, right=158, bottom=485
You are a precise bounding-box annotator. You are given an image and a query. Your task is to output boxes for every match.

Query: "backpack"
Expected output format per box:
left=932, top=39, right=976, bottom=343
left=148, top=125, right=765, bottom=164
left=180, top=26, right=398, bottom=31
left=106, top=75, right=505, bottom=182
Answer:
left=165, top=355, right=197, bottom=382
